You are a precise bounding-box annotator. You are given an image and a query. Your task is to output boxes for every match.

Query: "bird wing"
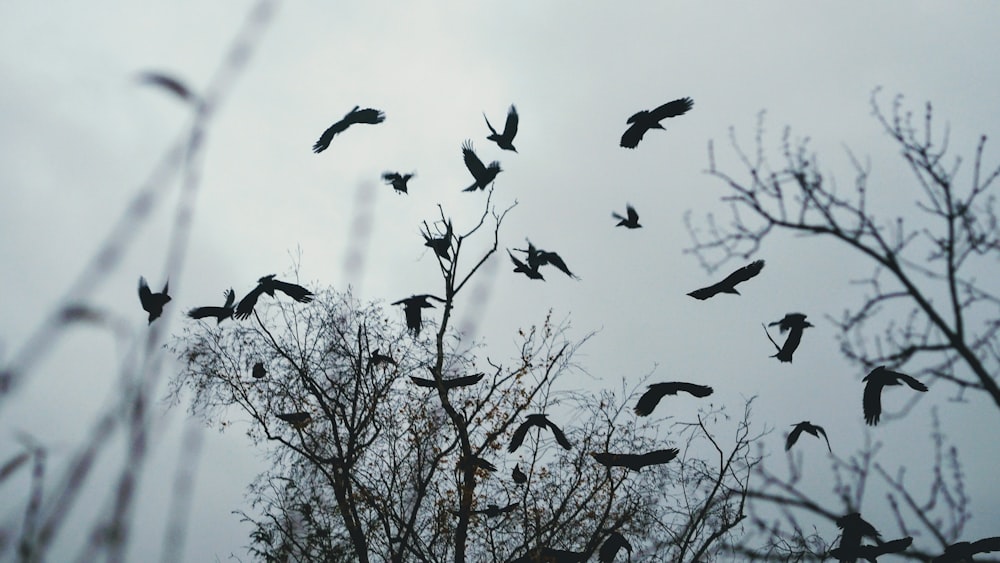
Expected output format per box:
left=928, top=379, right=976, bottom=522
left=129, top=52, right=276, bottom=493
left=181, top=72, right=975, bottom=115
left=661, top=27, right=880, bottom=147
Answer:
left=350, top=107, right=385, bottom=124
left=676, top=382, right=714, bottom=397
left=815, top=424, right=832, bottom=452
left=408, top=376, right=436, bottom=388
left=138, top=72, right=194, bottom=102
left=272, top=280, right=314, bottom=303
left=612, top=211, right=626, bottom=221
left=590, top=452, right=619, bottom=468
left=508, top=420, right=532, bottom=452
left=627, top=205, right=639, bottom=222
left=313, top=120, right=348, bottom=153
left=223, top=288, right=235, bottom=309
left=187, top=306, right=227, bottom=320
left=138, top=277, right=153, bottom=309
left=503, top=105, right=518, bottom=139
left=634, top=385, right=666, bottom=416
left=382, top=171, right=400, bottom=183
left=543, top=417, right=572, bottom=449
left=687, top=283, right=722, bottom=300
left=893, top=370, right=929, bottom=392
left=786, top=424, right=805, bottom=451
left=649, top=97, right=694, bottom=120
left=619, top=122, right=646, bottom=149
left=483, top=113, right=499, bottom=136
left=539, top=251, right=577, bottom=278
left=721, top=259, right=765, bottom=287
left=639, top=448, right=680, bottom=468
left=444, top=373, right=485, bottom=388
left=462, top=141, right=488, bottom=178
left=970, top=536, right=1000, bottom=554
left=234, top=285, right=265, bottom=320
left=599, top=532, right=632, bottom=563
left=863, top=379, right=884, bottom=426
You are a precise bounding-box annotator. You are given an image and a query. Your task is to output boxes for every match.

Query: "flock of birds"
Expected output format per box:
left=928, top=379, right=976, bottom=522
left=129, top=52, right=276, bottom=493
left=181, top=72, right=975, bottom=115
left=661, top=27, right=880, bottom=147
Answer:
left=132, top=83, right=994, bottom=561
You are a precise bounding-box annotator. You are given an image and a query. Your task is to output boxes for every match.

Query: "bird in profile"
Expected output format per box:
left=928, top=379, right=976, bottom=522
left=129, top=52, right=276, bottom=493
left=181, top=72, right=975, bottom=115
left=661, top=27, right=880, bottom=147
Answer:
left=620, top=96, right=694, bottom=149
left=508, top=414, right=572, bottom=452
left=634, top=382, right=714, bottom=416
left=591, top=448, right=679, bottom=472
left=382, top=171, right=414, bottom=194
left=234, top=275, right=314, bottom=320
left=369, top=350, right=397, bottom=369
left=515, top=240, right=579, bottom=279
left=835, top=512, right=883, bottom=560
left=187, top=288, right=236, bottom=324
left=830, top=537, right=912, bottom=562
left=423, top=220, right=453, bottom=261
left=785, top=421, right=831, bottom=452
left=457, top=455, right=496, bottom=473
left=484, top=104, right=519, bottom=152
left=409, top=372, right=485, bottom=390
left=276, top=412, right=312, bottom=429
left=138, top=276, right=171, bottom=324
left=687, top=260, right=765, bottom=300
left=933, top=536, right=1000, bottom=562
left=764, top=313, right=813, bottom=363
left=461, top=140, right=502, bottom=192
left=599, top=532, right=633, bottom=563
left=392, top=294, right=445, bottom=336
left=612, top=204, right=641, bottom=228
left=509, top=250, right=544, bottom=280
left=137, top=71, right=196, bottom=103
left=252, top=362, right=267, bottom=379
left=512, top=464, right=527, bottom=484
left=862, top=366, right=928, bottom=426
left=511, top=547, right=586, bottom=563
left=312, top=106, right=385, bottom=153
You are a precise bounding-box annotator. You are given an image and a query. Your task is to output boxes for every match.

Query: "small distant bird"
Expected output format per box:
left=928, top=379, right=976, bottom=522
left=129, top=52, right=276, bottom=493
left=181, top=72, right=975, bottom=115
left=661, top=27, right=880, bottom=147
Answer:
left=276, top=412, right=311, bottom=429
left=451, top=502, right=519, bottom=518
left=252, top=362, right=267, bottom=379
left=457, top=455, right=496, bottom=473
left=137, top=71, right=195, bottom=103
left=512, top=464, right=527, bottom=484
left=484, top=104, right=519, bottom=152
left=461, top=140, right=502, bottom=192
left=599, top=532, right=633, bottom=563
left=785, top=421, right=831, bottom=452
left=313, top=106, right=385, bottom=153
left=862, top=366, right=929, bottom=426
left=634, top=382, right=714, bottom=416
left=591, top=448, right=679, bottom=472
left=508, top=414, right=572, bottom=452
left=764, top=313, right=814, bottom=363
left=509, top=250, right=544, bottom=280
left=613, top=204, right=641, bottom=228
left=515, top=240, right=579, bottom=279
left=392, top=294, right=445, bottom=336
left=687, top=260, right=765, bottom=300
left=933, top=536, right=1000, bottom=563
left=409, top=372, right=485, bottom=390
left=620, top=97, right=694, bottom=149
left=187, top=288, right=236, bottom=324
left=138, top=276, right=171, bottom=324
left=423, top=220, right=453, bottom=261
left=369, top=350, right=397, bottom=368
left=830, top=537, right=913, bottom=562
left=234, top=275, right=314, bottom=320
left=382, top=171, right=414, bottom=194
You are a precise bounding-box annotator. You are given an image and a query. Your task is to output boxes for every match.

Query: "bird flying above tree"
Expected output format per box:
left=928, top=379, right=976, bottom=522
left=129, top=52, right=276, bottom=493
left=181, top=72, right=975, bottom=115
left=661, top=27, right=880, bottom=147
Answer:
left=612, top=204, right=641, bottom=228
left=382, top=171, right=414, bottom=194
left=591, top=448, right=679, bottom=472
left=461, top=140, right=502, bottom=192
left=138, top=276, right=171, bottom=324
left=484, top=104, right=519, bottom=152
left=423, top=220, right=453, bottom=261
left=862, top=366, right=928, bottom=425
left=620, top=96, right=693, bottom=149
left=509, top=250, right=544, bottom=280
left=392, top=294, right=445, bottom=336
left=764, top=313, right=813, bottom=363
left=508, top=414, right=572, bottom=452
left=634, top=382, right=714, bottom=416
left=187, top=288, right=236, bottom=324
left=687, top=259, right=765, bottom=300
left=785, top=421, right=831, bottom=452
left=514, top=240, right=579, bottom=279
left=234, top=275, right=314, bottom=320
left=409, top=372, right=485, bottom=390
left=312, top=106, right=385, bottom=153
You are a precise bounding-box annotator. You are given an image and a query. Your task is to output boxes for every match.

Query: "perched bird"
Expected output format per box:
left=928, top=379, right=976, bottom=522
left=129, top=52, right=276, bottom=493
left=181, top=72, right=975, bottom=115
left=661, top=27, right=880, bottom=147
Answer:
left=764, top=313, right=814, bottom=363
left=591, top=448, right=679, bottom=472
left=687, top=260, right=765, bottom=300
left=599, top=532, right=633, bottom=563
left=612, top=204, right=641, bottom=228
left=137, top=71, right=195, bottom=103
left=382, top=171, right=414, bottom=194
left=836, top=512, right=883, bottom=558
left=634, top=382, right=714, bottom=416
left=187, top=288, right=236, bottom=324
left=862, top=366, right=928, bottom=425
left=312, top=106, right=385, bottom=153
left=515, top=241, right=579, bottom=279
left=510, top=250, right=544, bottom=280
left=933, top=536, right=1000, bottom=562
left=369, top=350, right=397, bottom=368
left=508, top=414, right=572, bottom=452
left=830, top=537, right=912, bottom=562
left=252, top=362, right=267, bottom=379
left=620, top=97, right=694, bottom=149
left=392, top=294, right=445, bottom=336
left=234, top=275, right=314, bottom=320
left=457, top=455, right=496, bottom=473
left=785, top=421, right=831, bottom=452
left=512, top=464, right=527, bottom=484
left=423, top=220, right=453, bottom=261
left=484, top=104, right=519, bottom=152
left=138, top=276, right=171, bottom=324
left=460, top=140, right=502, bottom=192
left=276, top=412, right=312, bottom=429
left=409, top=372, right=485, bottom=390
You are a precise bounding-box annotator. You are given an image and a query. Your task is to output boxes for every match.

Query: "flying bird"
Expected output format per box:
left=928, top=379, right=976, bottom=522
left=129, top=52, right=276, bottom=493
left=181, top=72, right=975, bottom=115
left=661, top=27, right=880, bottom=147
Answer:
left=613, top=204, right=641, bottom=228
left=508, top=414, right=572, bottom=452
left=764, top=313, right=814, bottom=363
left=509, top=250, right=544, bottom=280
left=423, top=220, right=453, bottom=261
left=620, top=96, right=694, bottom=149
left=369, top=350, right=397, bottom=369
left=515, top=240, right=579, bottom=279
left=276, top=412, right=312, bottom=429
left=634, top=382, right=714, bottom=416
left=512, top=464, right=527, bottom=484
left=382, top=171, right=414, bottom=194
left=234, top=275, right=314, bottom=320
left=687, top=260, right=765, bottom=300
left=862, top=366, right=929, bottom=425
left=312, top=106, right=385, bottom=153
left=591, top=448, right=679, bottom=472
left=785, top=421, right=831, bottom=452
left=457, top=455, right=496, bottom=473
left=830, top=537, right=913, bottom=562
left=933, top=536, right=1000, bottom=562
left=409, top=372, right=485, bottom=390
left=599, top=532, right=633, bottom=563
left=252, top=362, right=267, bottom=379
left=187, top=288, right=236, bottom=324
left=484, top=104, right=519, bottom=152
left=461, top=140, right=502, bottom=192
left=453, top=502, right=520, bottom=518
left=392, top=294, right=445, bottom=336
left=137, top=71, right=196, bottom=103
left=138, top=276, right=171, bottom=324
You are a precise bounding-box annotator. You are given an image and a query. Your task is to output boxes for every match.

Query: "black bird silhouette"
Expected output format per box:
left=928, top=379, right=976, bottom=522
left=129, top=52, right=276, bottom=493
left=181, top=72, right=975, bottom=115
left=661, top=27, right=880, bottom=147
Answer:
left=512, top=464, right=527, bottom=484
left=613, top=204, right=641, bottom=228
left=369, top=350, right=397, bottom=368
left=836, top=512, right=883, bottom=560
left=187, top=288, right=236, bottom=324
left=862, top=366, right=928, bottom=426
left=423, top=220, right=453, bottom=261
left=591, top=448, right=679, bottom=472
left=451, top=502, right=519, bottom=518
left=620, top=97, right=693, bottom=149
left=138, top=71, right=195, bottom=103
left=509, top=250, right=544, bottom=280
left=461, top=140, right=502, bottom=192
left=933, top=536, right=1000, bottom=562
left=234, top=275, right=314, bottom=320
left=634, top=382, right=714, bottom=416
left=312, top=106, right=385, bottom=153
left=831, top=537, right=912, bottom=562
left=484, top=104, right=519, bottom=152
left=382, top=171, right=414, bottom=194
left=764, top=313, right=814, bottom=363
left=392, top=294, right=445, bottom=336
left=138, top=276, right=171, bottom=324
left=687, top=260, right=765, bottom=300
left=512, top=547, right=586, bottom=563
left=785, top=421, right=831, bottom=452
left=599, top=532, right=633, bottom=563
left=456, top=455, right=496, bottom=473
left=409, top=372, right=485, bottom=389
left=515, top=240, right=579, bottom=279
left=276, top=412, right=311, bottom=429
left=252, top=361, right=267, bottom=379
left=508, top=414, right=572, bottom=452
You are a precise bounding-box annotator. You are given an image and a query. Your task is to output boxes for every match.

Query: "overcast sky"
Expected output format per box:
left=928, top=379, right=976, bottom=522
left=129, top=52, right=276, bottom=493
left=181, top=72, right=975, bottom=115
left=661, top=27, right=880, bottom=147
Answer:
left=2, top=1, right=999, bottom=560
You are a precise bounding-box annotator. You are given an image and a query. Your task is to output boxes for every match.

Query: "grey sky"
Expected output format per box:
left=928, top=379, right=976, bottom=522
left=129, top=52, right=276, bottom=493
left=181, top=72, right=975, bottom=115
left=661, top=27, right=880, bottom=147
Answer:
left=2, top=1, right=999, bottom=560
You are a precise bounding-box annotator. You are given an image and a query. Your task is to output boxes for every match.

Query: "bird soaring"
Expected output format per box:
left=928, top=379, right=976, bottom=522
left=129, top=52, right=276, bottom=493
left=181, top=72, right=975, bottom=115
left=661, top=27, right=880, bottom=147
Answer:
left=620, top=97, right=694, bottom=149
left=392, top=294, right=445, bottom=336
left=187, top=288, right=236, bottom=324
left=687, top=260, right=765, bottom=300
left=613, top=204, right=642, bottom=228
left=591, top=448, right=679, bottom=472
left=862, top=366, right=928, bottom=425
left=461, top=140, right=502, bottom=192
left=484, top=104, right=519, bottom=152
left=765, top=313, right=814, bottom=363
left=409, top=372, right=485, bottom=390
left=382, top=171, right=414, bottom=194
left=634, top=382, right=714, bottom=416
left=234, top=275, right=314, bottom=320
left=785, top=421, right=831, bottom=452
left=138, top=276, right=171, bottom=324
left=508, top=414, right=572, bottom=452
left=599, top=532, right=633, bottom=563
left=313, top=106, right=385, bottom=153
